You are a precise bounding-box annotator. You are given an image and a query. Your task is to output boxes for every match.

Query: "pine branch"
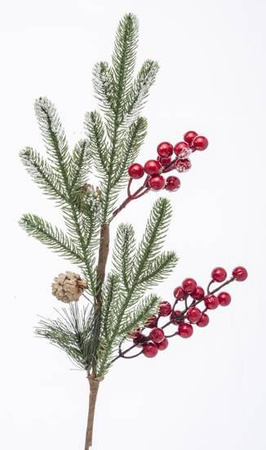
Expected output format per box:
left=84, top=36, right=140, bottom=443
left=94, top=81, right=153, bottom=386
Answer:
left=97, top=198, right=177, bottom=375
left=111, top=116, right=147, bottom=187
left=124, top=60, right=159, bottom=124
left=112, top=224, right=136, bottom=291
left=93, top=62, right=115, bottom=117
left=19, top=147, right=67, bottom=202
left=119, top=293, right=160, bottom=335
left=132, top=198, right=172, bottom=281
left=85, top=111, right=109, bottom=179
left=111, top=13, right=139, bottom=126
left=20, top=214, right=82, bottom=264
left=34, top=97, right=71, bottom=187
left=69, top=139, right=92, bottom=193
left=36, top=304, right=94, bottom=370
left=137, top=251, right=178, bottom=292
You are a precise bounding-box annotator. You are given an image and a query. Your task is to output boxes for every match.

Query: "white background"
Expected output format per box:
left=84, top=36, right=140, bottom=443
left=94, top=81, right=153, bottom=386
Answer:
left=0, top=0, right=265, bottom=449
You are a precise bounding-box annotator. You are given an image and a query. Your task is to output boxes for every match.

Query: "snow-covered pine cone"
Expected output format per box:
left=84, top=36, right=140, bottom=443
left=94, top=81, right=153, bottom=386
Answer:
left=51, top=271, right=88, bottom=303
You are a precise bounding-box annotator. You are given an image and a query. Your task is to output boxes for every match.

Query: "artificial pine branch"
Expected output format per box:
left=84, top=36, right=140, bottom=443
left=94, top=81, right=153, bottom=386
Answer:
left=19, top=12, right=248, bottom=449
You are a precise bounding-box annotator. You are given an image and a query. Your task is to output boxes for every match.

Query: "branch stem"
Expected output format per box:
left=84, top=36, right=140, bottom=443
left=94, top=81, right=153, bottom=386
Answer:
left=84, top=376, right=103, bottom=449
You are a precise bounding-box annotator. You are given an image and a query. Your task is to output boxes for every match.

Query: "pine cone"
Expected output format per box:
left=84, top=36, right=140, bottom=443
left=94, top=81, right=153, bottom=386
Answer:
left=51, top=271, right=88, bottom=303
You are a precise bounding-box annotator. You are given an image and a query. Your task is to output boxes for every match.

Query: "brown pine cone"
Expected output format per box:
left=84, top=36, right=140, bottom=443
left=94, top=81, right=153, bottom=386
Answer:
left=51, top=271, right=88, bottom=303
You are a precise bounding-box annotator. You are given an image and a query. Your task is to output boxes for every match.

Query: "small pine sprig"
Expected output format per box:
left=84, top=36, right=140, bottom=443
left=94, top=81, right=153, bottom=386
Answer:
left=85, top=13, right=159, bottom=223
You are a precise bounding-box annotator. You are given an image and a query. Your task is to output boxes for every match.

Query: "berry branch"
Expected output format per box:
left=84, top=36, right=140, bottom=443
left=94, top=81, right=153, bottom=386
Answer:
left=112, top=131, right=209, bottom=220
left=112, top=266, right=248, bottom=361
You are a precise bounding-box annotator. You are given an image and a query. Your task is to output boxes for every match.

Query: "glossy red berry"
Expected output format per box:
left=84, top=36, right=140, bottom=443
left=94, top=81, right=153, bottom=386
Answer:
left=173, top=286, right=185, bottom=300
left=157, top=338, right=169, bottom=351
left=129, top=329, right=141, bottom=339
left=145, top=315, right=158, bottom=328
left=174, top=141, right=190, bottom=158
left=142, top=342, right=158, bottom=358
left=187, top=307, right=202, bottom=323
left=197, top=313, right=209, bottom=327
left=182, top=278, right=197, bottom=295
left=192, top=135, right=208, bottom=151
left=212, top=267, right=227, bottom=282
left=159, top=301, right=172, bottom=316
left=157, top=156, right=172, bottom=166
left=218, top=292, right=231, bottom=307
left=128, top=163, right=144, bottom=179
left=165, top=176, right=181, bottom=191
left=232, top=266, right=248, bottom=281
left=191, top=286, right=205, bottom=300
left=149, top=327, right=165, bottom=344
left=147, top=174, right=165, bottom=190
left=175, top=158, right=191, bottom=172
left=184, top=131, right=198, bottom=146
left=204, top=294, right=219, bottom=310
left=157, top=142, right=173, bottom=158
left=171, top=309, right=183, bottom=325
left=178, top=323, right=193, bottom=338
left=144, top=159, right=162, bottom=175
left=133, top=333, right=146, bottom=347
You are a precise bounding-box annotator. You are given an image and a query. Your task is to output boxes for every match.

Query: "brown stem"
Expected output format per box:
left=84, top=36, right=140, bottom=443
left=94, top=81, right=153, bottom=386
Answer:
left=84, top=376, right=103, bottom=449
left=83, top=225, right=109, bottom=447
left=91, top=223, right=110, bottom=374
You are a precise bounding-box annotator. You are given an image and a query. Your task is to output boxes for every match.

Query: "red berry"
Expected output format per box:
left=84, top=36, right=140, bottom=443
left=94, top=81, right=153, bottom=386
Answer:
left=175, top=158, right=191, bottom=172
left=149, top=327, right=165, bottom=344
left=133, top=333, right=146, bottom=347
left=159, top=301, right=172, bottom=317
left=147, top=174, right=165, bottom=190
left=174, top=141, right=191, bottom=158
left=165, top=176, right=181, bottom=192
left=157, top=338, right=169, bottom=351
left=142, top=342, right=158, bottom=358
left=182, top=278, right=197, bottom=295
left=157, top=156, right=172, bottom=166
left=232, top=266, right=248, bottom=281
left=211, top=267, right=227, bottom=282
left=128, top=163, right=144, bottom=179
left=204, top=294, right=219, bottom=310
left=184, top=131, right=198, bottom=146
left=157, top=142, right=173, bottom=158
left=178, top=323, right=193, bottom=338
left=191, top=286, right=205, bottom=300
left=145, top=315, right=158, bottom=328
left=187, top=307, right=202, bottom=323
left=197, top=313, right=209, bottom=327
left=171, top=309, right=183, bottom=325
left=173, top=286, right=185, bottom=300
left=192, top=135, right=208, bottom=151
left=129, top=329, right=141, bottom=339
left=218, top=292, right=231, bottom=307
left=144, top=159, right=162, bottom=175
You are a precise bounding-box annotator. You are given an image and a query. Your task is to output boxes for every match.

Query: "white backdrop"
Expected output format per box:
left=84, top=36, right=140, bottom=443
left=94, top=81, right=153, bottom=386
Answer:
left=0, top=1, right=265, bottom=449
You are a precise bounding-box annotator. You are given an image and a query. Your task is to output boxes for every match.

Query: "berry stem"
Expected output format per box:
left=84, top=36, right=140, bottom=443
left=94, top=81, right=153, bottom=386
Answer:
left=127, top=178, right=133, bottom=197
left=111, top=277, right=235, bottom=362
left=111, top=177, right=150, bottom=220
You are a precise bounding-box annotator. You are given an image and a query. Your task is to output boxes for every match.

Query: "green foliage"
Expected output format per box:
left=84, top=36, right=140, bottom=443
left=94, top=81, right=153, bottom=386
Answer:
left=97, top=198, right=178, bottom=375
left=20, top=14, right=177, bottom=377
left=19, top=214, right=82, bottom=264
left=85, top=13, right=159, bottom=222
left=20, top=147, right=67, bottom=204
left=36, top=304, right=94, bottom=370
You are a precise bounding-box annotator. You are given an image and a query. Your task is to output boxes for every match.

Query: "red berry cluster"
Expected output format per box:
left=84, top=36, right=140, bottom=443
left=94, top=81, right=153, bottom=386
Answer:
left=127, top=131, right=208, bottom=192
left=117, top=266, right=247, bottom=360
